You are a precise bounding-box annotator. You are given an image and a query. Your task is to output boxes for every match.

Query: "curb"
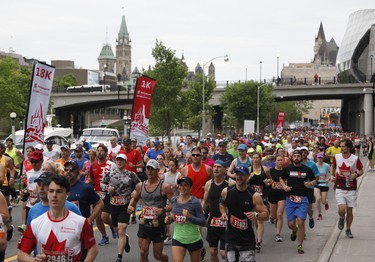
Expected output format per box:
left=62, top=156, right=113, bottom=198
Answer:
left=317, top=159, right=368, bottom=262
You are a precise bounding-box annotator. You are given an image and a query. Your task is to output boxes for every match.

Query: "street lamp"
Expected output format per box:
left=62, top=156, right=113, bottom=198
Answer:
left=276, top=54, right=280, bottom=78
left=371, top=55, right=373, bottom=81
left=123, top=110, right=131, bottom=138
left=256, top=82, right=276, bottom=134
left=202, top=54, right=229, bottom=137
left=10, top=112, right=17, bottom=142
left=259, top=61, right=262, bottom=83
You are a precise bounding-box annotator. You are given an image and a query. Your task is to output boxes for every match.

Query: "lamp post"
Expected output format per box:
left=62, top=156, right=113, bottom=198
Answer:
left=123, top=110, right=131, bottom=138
left=202, top=54, right=229, bottom=137
left=371, top=55, right=373, bottom=81
left=259, top=61, right=262, bottom=83
left=276, top=54, right=280, bottom=78
left=10, top=112, right=16, bottom=142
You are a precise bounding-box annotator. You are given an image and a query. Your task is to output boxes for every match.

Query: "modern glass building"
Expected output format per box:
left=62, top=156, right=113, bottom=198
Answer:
left=337, top=9, right=375, bottom=82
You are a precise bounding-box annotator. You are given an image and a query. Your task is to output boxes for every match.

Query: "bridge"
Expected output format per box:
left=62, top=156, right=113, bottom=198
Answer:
left=51, top=83, right=375, bottom=135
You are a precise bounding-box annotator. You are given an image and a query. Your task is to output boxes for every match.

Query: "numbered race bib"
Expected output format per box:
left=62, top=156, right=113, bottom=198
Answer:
left=210, top=217, right=227, bottom=228
left=43, top=249, right=72, bottom=262
left=319, top=174, right=326, bottom=181
left=272, top=182, right=284, bottom=190
left=97, top=191, right=106, bottom=200
left=251, top=185, right=263, bottom=194
left=339, top=169, right=350, bottom=178
left=139, top=206, right=159, bottom=227
left=173, top=214, right=187, bottom=224
left=230, top=215, right=248, bottom=230
left=142, top=206, right=157, bottom=219
left=289, top=195, right=303, bottom=203
left=110, top=195, right=128, bottom=206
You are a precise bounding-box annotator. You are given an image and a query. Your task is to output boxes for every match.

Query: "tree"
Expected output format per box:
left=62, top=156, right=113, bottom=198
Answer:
left=220, top=81, right=274, bottom=132
left=144, top=40, right=188, bottom=141
left=53, top=73, right=79, bottom=92
left=182, top=73, right=216, bottom=135
left=0, top=57, right=31, bottom=132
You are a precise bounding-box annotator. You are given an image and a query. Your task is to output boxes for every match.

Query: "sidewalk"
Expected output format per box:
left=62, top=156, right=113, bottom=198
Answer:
left=318, top=162, right=375, bottom=262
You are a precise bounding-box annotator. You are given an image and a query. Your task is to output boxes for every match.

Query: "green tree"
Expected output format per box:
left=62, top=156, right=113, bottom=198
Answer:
left=145, top=40, right=188, bottom=140
left=53, top=73, right=79, bottom=92
left=182, top=73, right=216, bottom=135
left=0, top=57, right=31, bottom=132
left=221, top=81, right=274, bottom=131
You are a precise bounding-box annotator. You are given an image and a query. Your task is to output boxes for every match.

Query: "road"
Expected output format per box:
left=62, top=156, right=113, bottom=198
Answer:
left=5, top=161, right=368, bottom=262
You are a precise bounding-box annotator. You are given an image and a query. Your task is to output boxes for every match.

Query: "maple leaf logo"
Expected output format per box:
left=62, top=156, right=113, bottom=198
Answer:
left=43, top=230, right=67, bottom=251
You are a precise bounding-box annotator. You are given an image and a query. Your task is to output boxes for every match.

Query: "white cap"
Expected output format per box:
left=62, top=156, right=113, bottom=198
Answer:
left=116, top=153, right=127, bottom=160
left=300, top=146, right=309, bottom=151
left=34, top=143, right=44, bottom=150
left=146, top=159, right=159, bottom=169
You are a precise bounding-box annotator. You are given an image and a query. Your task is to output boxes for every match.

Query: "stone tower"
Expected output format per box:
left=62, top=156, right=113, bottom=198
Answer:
left=116, top=15, right=131, bottom=81
left=208, top=62, right=215, bottom=80
left=98, top=43, right=116, bottom=73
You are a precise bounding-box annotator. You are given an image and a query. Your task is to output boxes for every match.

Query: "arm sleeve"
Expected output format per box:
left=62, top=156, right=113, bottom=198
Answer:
left=187, top=199, right=206, bottom=226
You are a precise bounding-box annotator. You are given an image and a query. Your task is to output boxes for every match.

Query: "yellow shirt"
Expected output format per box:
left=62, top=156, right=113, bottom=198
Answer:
left=326, top=146, right=341, bottom=163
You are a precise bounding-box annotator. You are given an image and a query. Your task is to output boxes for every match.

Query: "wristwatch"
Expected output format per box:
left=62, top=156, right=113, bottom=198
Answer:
left=254, top=212, right=259, bottom=218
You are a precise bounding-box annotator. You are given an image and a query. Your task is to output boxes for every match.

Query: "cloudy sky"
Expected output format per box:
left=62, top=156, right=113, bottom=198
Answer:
left=1, top=0, right=373, bottom=82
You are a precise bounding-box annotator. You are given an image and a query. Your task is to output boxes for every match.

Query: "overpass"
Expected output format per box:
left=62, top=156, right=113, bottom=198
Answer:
left=51, top=83, right=375, bottom=135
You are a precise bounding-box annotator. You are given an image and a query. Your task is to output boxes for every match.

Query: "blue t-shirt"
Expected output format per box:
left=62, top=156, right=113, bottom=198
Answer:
left=303, top=160, right=320, bottom=188
left=147, top=148, right=164, bottom=160
left=316, top=162, right=330, bottom=187
left=68, top=180, right=101, bottom=218
left=26, top=201, right=82, bottom=225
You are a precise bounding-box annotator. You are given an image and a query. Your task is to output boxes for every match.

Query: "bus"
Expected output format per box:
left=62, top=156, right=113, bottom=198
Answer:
left=66, top=84, right=110, bottom=93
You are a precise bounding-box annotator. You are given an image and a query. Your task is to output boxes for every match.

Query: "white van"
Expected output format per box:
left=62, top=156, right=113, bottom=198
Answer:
left=80, top=127, right=120, bottom=148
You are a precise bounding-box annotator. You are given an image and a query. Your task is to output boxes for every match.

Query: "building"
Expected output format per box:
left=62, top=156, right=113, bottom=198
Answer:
left=336, top=9, right=375, bottom=83
left=116, top=15, right=132, bottom=81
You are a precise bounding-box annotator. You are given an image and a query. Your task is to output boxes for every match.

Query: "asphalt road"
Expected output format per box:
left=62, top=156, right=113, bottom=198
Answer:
left=3, top=181, right=342, bottom=262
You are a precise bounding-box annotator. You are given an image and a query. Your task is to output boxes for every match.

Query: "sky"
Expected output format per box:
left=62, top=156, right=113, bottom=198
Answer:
left=1, top=0, right=374, bottom=82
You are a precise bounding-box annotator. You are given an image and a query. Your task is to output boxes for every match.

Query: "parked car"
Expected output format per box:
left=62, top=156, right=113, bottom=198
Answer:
left=79, top=127, right=120, bottom=148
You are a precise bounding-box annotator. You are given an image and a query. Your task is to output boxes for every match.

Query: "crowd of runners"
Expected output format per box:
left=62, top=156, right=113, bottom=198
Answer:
left=0, top=129, right=371, bottom=261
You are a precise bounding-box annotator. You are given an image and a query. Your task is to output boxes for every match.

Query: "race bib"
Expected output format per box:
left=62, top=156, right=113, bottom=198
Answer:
left=44, top=249, right=72, bottom=262
left=142, top=206, right=157, bottom=219
left=110, top=196, right=128, bottom=206
left=210, top=217, right=226, bottom=228
left=173, top=214, right=187, bottom=224
left=339, top=169, right=350, bottom=178
left=251, top=185, right=263, bottom=194
left=289, top=195, right=303, bottom=203
left=319, top=174, right=326, bottom=181
left=97, top=191, right=106, bottom=200
left=230, top=215, right=248, bottom=230
left=272, top=182, right=284, bottom=190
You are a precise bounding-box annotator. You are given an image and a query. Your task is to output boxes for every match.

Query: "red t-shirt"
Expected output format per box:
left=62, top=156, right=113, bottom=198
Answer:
left=123, top=149, right=142, bottom=173
left=90, top=160, right=113, bottom=191
left=187, top=164, right=209, bottom=199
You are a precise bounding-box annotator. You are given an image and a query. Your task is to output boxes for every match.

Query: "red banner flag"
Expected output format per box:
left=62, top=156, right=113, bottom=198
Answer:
left=23, top=62, right=55, bottom=151
left=276, top=112, right=285, bottom=133
left=130, top=75, right=157, bottom=146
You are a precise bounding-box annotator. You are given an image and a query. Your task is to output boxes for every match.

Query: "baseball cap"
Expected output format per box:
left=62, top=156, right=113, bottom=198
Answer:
left=214, top=160, right=226, bottom=168
left=74, top=147, right=83, bottom=152
left=238, top=144, right=247, bottom=151
left=177, top=177, right=193, bottom=187
left=131, top=138, right=137, bottom=142
left=293, top=149, right=302, bottom=155
left=116, top=153, right=127, bottom=160
left=218, top=141, right=227, bottom=147
left=45, top=139, right=54, bottom=145
left=206, top=132, right=212, bottom=136
left=64, top=160, right=79, bottom=170
left=317, top=152, right=325, bottom=158
left=29, top=151, right=43, bottom=161
left=300, top=146, right=309, bottom=151
left=60, top=145, right=70, bottom=151
left=179, top=143, right=185, bottom=147
left=153, top=140, right=160, bottom=146
left=234, top=165, right=249, bottom=175
left=247, top=148, right=255, bottom=153
left=146, top=159, right=159, bottom=169
left=123, top=138, right=132, bottom=144
left=35, top=171, right=54, bottom=184
left=34, top=143, right=44, bottom=151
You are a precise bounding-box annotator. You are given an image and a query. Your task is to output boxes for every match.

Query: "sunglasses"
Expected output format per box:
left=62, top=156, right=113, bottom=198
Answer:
left=30, top=160, right=40, bottom=164
left=192, top=154, right=201, bottom=157
left=202, top=152, right=208, bottom=155
left=64, top=168, right=75, bottom=172
left=156, top=158, right=163, bottom=160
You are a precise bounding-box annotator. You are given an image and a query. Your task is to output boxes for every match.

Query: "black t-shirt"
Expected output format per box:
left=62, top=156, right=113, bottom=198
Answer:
left=212, top=153, right=234, bottom=168
left=281, top=164, right=315, bottom=196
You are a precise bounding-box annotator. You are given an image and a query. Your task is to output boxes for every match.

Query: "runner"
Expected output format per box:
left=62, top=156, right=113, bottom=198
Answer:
left=227, top=144, right=251, bottom=179
left=219, top=164, right=269, bottom=262
left=280, top=150, right=317, bottom=254
left=315, top=152, right=331, bottom=220
left=0, top=188, right=9, bottom=261
left=165, top=177, right=206, bottom=262
left=330, top=139, right=363, bottom=238
left=268, top=154, right=287, bottom=242
left=17, top=174, right=98, bottom=262
left=127, top=159, right=174, bottom=262
left=202, top=160, right=235, bottom=262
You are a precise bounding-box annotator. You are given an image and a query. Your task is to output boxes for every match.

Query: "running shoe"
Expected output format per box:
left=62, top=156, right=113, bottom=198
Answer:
left=18, top=224, right=26, bottom=233
left=116, top=258, right=122, bottom=262
left=275, top=234, right=283, bottom=242
left=346, top=229, right=354, bottom=238
left=291, top=229, right=297, bottom=241
left=269, top=216, right=276, bottom=224
left=297, top=244, right=304, bottom=254
left=164, top=235, right=172, bottom=245
left=309, top=217, right=315, bottom=228
left=255, top=240, right=262, bottom=253
left=6, top=225, right=14, bottom=241
left=338, top=216, right=345, bottom=230
left=200, top=247, right=206, bottom=262
left=125, top=234, right=131, bottom=253
left=98, top=236, right=109, bottom=246
left=325, top=203, right=329, bottom=210
left=111, top=227, right=117, bottom=239
left=317, top=214, right=322, bottom=220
